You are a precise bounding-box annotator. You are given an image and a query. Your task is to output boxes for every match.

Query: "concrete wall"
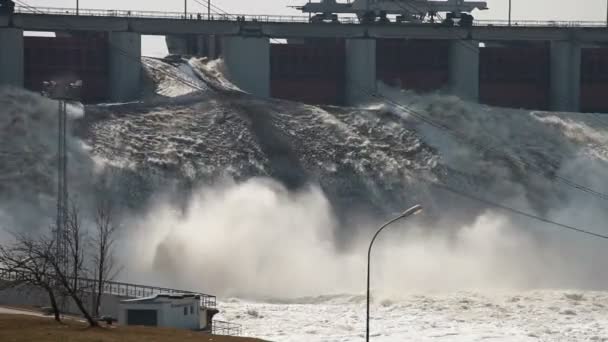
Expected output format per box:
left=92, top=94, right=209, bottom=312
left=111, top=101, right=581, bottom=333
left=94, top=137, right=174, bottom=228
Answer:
left=0, top=283, right=128, bottom=318
left=449, top=40, right=479, bottom=101
left=108, top=31, right=142, bottom=102
left=345, top=38, right=376, bottom=105
left=166, top=34, right=220, bottom=58
left=0, top=28, right=24, bottom=87
left=221, top=36, right=270, bottom=97
left=163, top=298, right=199, bottom=329
left=118, top=297, right=200, bottom=329
left=166, top=35, right=189, bottom=55
left=550, top=40, right=581, bottom=112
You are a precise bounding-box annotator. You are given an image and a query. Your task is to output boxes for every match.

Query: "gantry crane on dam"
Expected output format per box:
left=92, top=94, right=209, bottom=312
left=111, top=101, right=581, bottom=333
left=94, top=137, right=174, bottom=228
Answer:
left=295, top=0, right=488, bottom=26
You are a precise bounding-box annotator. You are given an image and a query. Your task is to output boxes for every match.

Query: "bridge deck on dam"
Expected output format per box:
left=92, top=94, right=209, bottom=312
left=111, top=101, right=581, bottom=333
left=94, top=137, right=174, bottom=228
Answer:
left=2, top=6, right=608, bottom=41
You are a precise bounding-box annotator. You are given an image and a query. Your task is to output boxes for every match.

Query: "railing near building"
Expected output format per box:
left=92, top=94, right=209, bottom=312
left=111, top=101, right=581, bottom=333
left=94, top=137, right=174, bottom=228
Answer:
left=0, top=267, right=216, bottom=308
left=212, top=320, right=243, bottom=336
left=11, top=6, right=608, bottom=28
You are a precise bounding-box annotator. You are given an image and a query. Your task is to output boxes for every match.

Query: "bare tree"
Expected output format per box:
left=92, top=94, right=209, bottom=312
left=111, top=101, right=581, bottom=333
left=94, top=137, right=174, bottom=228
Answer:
left=0, top=232, right=62, bottom=322
left=1, top=198, right=122, bottom=327
left=45, top=203, right=98, bottom=327
left=91, top=199, right=120, bottom=318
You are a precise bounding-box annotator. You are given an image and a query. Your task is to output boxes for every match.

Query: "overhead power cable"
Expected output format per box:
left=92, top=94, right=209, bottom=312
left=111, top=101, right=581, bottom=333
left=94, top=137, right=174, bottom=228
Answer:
left=414, top=175, right=608, bottom=240
left=364, top=89, right=608, bottom=202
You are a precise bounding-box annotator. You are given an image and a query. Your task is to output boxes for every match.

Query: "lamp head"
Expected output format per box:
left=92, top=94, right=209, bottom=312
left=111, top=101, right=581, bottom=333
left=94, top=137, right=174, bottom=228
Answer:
left=400, top=204, right=423, bottom=218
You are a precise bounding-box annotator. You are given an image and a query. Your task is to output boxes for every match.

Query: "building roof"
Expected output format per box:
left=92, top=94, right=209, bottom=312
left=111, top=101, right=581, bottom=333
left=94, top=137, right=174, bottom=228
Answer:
left=121, top=293, right=201, bottom=304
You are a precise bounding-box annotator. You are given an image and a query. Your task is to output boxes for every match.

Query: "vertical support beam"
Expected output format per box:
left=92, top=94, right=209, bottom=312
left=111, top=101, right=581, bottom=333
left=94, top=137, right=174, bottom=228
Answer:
left=108, top=32, right=141, bottom=102
left=550, top=40, right=581, bottom=112
left=345, top=38, right=376, bottom=105
left=195, top=35, right=206, bottom=56
left=207, top=35, right=217, bottom=59
left=165, top=35, right=189, bottom=55
left=221, top=36, right=269, bottom=97
left=0, top=28, right=24, bottom=88
left=449, top=40, right=479, bottom=102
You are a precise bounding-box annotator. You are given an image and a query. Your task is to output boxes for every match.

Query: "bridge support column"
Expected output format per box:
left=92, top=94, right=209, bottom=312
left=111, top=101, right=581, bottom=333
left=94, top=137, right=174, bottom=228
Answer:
left=166, top=35, right=219, bottom=58
left=221, top=36, right=269, bottom=97
left=109, top=32, right=141, bottom=102
left=346, top=39, right=376, bottom=105
left=449, top=40, right=479, bottom=101
left=550, top=41, right=581, bottom=112
left=165, top=35, right=189, bottom=55
left=0, top=28, right=24, bottom=88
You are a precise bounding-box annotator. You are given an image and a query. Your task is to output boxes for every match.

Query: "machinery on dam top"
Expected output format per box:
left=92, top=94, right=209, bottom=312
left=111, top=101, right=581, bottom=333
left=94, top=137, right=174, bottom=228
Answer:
left=295, top=0, right=488, bottom=26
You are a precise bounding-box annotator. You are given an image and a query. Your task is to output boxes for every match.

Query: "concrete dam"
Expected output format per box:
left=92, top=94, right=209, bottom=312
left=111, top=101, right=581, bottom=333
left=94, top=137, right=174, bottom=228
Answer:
left=1, top=7, right=608, bottom=112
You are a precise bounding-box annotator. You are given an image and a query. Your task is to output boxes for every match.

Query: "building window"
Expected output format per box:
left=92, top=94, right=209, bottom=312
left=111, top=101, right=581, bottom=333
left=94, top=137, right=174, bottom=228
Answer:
left=184, top=307, right=187, bottom=315
left=190, top=306, right=194, bottom=315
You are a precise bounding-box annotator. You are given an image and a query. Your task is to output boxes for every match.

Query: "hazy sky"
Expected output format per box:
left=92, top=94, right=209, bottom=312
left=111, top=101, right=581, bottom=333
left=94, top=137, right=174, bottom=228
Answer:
left=20, top=0, right=608, bottom=55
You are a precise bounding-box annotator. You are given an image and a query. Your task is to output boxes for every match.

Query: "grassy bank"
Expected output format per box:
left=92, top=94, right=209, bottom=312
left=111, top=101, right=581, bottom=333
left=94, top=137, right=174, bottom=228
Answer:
left=0, top=314, right=266, bottom=342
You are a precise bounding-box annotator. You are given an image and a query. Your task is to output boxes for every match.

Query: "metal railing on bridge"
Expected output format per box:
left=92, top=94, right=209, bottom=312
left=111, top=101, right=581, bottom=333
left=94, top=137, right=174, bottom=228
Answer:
left=474, top=19, right=607, bottom=27
left=13, top=5, right=317, bottom=23
left=13, top=6, right=608, bottom=28
left=0, top=267, right=216, bottom=308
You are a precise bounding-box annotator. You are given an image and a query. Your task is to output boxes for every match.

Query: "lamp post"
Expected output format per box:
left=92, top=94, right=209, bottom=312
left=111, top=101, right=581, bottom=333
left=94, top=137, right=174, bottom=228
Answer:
left=366, top=204, right=423, bottom=342
left=508, top=0, right=512, bottom=26
left=41, top=79, right=83, bottom=275
left=76, top=0, right=79, bottom=15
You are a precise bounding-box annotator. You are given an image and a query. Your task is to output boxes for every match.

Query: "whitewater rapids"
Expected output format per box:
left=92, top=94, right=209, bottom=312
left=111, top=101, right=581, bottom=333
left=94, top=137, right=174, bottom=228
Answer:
left=2, top=56, right=608, bottom=341
left=218, top=291, right=608, bottom=341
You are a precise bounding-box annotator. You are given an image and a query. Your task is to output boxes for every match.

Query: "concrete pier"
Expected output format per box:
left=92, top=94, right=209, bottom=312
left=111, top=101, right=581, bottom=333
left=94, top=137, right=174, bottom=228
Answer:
left=165, top=35, right=190, bottom=55
left=166, top=34, right=220, bottom=58
left=108, top=31, right=141, bottom=102
left=0, top=28, right=24, bottom=87
left=345, top=39, right=376, bottom=105
left=550, top=40, right=581, bottom=112
left=221, top=36, right=270, bottom=97
left=449, top=40, right=479, bottom=101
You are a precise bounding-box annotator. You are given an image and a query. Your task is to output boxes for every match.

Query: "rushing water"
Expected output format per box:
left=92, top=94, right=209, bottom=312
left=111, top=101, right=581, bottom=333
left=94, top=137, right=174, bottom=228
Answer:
left=2, top=56, right=608, bottom=340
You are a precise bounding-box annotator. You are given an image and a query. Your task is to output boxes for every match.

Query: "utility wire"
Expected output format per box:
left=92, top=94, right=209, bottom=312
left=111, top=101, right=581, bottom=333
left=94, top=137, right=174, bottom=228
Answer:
left=362, top=86, right=608, bottom=202
left=415, top=174, right=608, bottom=240
left=13, top=0, right=608, bottom=240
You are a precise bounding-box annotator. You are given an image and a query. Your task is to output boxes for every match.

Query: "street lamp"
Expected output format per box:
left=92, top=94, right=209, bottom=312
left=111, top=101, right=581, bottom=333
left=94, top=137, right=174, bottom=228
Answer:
left=366, top=204, right=423, bottom=342
left=42, top=79, right=83, bottom=275
left=508, top=0, right=512, bottom=26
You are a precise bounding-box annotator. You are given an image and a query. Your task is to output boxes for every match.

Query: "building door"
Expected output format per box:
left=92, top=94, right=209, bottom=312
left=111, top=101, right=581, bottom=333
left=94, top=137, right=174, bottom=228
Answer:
left=127, top=309, right=158, bottom=326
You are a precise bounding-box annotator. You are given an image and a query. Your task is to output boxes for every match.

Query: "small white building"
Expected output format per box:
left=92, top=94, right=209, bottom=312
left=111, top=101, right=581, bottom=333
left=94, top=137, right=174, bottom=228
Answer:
left=118, top=293, right=217, bottom=331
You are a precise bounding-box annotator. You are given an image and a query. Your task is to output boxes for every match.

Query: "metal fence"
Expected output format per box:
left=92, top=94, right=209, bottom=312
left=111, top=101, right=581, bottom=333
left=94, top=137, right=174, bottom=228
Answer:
left=13, top=6, right=607, bottom=28
left=474, top=19, right=607, bottom=27
left=0, top=267, right=216, bottom=308
left=212, top=320, right=243, bottom=336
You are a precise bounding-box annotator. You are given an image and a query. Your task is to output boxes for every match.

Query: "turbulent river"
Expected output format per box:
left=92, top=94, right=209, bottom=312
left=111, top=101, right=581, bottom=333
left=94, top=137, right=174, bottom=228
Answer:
left=1, top=56, right=608, bottom=341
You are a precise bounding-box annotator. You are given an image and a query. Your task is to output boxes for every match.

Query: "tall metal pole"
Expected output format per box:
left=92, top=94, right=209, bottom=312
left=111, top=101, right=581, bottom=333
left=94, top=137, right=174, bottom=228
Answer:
left=508, top=0, right=512, bottom=26
left=76, top=0, right=79, bottom=15
left=366, top=205, right=422, bottom=342
left=184, top=0, right=187, bottom=18
left=61, top=100, right=68, bottom=274
left=208, top=0, right=211, bottom=20
left=44, top=80, right=81, bottom=273
left=56, top=99, right=64, bottom=265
